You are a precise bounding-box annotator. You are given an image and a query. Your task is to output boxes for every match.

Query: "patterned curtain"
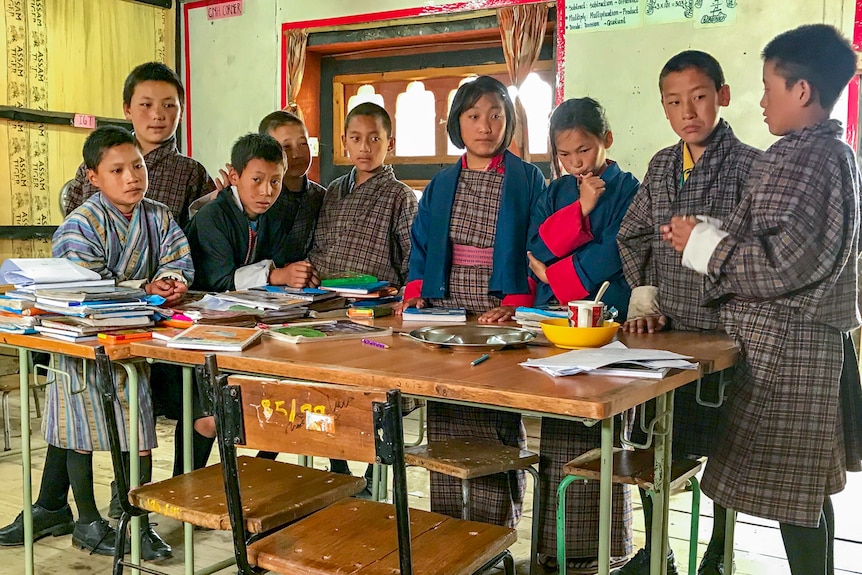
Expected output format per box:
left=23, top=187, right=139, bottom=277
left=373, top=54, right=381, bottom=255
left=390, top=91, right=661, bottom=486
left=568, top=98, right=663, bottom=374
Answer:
left=284, top=29, right=308, bottom=119
left=497, top=4, right=548, bottom=161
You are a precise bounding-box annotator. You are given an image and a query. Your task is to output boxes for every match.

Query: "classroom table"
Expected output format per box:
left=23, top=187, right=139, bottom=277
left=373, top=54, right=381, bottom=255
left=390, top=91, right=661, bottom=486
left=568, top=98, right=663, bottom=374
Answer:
left=130, top=320, right=738, bottom=575
left=0, top=334, right=135, bottom=575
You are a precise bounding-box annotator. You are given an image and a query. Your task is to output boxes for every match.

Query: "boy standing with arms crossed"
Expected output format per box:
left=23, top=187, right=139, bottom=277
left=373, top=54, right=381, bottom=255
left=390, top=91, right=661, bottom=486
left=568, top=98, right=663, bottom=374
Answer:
left=665, top=25, right=862, bottom=574
left=616, top=51, right=760, bottom=574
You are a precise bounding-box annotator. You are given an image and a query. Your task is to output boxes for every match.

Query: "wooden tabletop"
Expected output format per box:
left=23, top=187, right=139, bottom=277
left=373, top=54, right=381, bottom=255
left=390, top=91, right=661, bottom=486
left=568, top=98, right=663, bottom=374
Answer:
left=0, top=333, right=132, bottom=361
left=130, top=319, right=737, bottom=421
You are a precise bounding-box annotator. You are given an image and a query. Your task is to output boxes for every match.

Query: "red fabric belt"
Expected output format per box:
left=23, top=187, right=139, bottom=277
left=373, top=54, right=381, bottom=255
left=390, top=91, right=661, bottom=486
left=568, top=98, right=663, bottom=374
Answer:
left=451, top=244, right=494, bottom=267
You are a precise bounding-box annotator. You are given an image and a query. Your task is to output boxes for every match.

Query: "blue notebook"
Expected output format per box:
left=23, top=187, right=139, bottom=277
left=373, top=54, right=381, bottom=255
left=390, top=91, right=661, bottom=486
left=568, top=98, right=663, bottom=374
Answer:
left=402, top=307, right=467, bottom=323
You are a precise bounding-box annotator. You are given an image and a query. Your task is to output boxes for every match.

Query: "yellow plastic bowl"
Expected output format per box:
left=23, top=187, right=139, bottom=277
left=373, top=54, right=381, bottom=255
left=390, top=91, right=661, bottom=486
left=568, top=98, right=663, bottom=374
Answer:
left=540, top=318, right=620, bottom=349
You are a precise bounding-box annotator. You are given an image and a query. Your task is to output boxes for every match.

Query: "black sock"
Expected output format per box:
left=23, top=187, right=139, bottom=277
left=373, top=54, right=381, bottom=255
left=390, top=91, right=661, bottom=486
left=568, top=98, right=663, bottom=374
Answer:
left=639, top=487, right=653, bottom=550
left=823, top=496, right=835, bottom=575
left=36, top=445, right=70, bottom=512
left=708, top=503, right=727, bottom=551
left=780, top=510, right=828, bottom=575
left=329, top=459, right=350, bottom=474
left=172, top=422, right=215, bottom=476
left=193, top=430, right=215, bottom=470
left=67, top=451, right=100, bottom=524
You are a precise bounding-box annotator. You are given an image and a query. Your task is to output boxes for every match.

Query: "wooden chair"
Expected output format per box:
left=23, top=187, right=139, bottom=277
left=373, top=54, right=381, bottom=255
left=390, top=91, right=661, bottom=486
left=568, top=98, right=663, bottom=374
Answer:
left=92, top=351, right=366, bottom=575
left=403, top=438, right=541, bottom=574
left=217, top=373, right=518, bottom=575
left=556, top=447, right=702, bottom=575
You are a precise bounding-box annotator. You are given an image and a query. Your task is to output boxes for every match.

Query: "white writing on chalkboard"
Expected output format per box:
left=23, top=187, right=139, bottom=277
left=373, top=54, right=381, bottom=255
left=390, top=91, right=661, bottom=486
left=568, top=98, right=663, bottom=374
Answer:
left=566, top=0, right=642, bottom=31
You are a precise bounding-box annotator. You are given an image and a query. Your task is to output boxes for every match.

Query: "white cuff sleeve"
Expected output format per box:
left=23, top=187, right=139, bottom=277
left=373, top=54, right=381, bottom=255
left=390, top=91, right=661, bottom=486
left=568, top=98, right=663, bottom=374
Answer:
left=627, top=285, right=660, bottom=318
left=234, top=260, right=273, bottom=290
left=695, top=214, right=723, bottom=228
left=152, top=271, right=188, bottom=284
left=682, top=222, right=728, bottom=274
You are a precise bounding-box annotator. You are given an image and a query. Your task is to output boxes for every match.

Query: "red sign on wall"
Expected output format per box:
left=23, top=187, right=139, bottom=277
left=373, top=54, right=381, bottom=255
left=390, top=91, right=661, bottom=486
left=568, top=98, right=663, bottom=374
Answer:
left=207, top=0, right=243, bottom=21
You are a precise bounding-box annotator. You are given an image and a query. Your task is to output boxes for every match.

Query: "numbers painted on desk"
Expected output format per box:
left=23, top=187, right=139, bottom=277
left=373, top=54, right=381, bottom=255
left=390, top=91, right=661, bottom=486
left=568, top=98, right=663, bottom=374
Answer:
left=258, top=398, right=326, bottom=423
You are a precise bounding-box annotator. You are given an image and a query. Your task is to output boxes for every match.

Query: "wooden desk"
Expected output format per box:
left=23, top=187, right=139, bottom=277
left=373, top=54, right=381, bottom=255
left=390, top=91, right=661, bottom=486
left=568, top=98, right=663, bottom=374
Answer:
left=130, top=326, right=737, bottom=421
left=0, top=335, right=134, bottom=575
left=130, top=321, right=737, bottom=575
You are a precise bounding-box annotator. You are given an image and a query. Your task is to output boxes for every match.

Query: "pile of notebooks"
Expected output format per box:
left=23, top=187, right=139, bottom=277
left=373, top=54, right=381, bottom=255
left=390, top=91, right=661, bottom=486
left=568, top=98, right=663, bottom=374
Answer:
left=319, top=274, right=400, bottom=303
left=32, top=286, right=155, bottom=343
left=521, top=341, right=698, bottom=379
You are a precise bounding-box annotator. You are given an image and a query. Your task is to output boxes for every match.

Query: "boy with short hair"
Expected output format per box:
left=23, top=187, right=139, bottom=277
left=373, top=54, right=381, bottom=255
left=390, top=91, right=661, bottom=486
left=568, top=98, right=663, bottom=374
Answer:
left=258, top=111, right=326, bottom=287
left=186, top=132, right=287, bottom=291
left=616, top=51, right=761, bottom=575
left=64, top=62, right=215, bottom=228
left=664, top=24, right=862, bottom=574
left=308, top=102, right=418, bottom=287
left=0, top=126, right=193, bottom=561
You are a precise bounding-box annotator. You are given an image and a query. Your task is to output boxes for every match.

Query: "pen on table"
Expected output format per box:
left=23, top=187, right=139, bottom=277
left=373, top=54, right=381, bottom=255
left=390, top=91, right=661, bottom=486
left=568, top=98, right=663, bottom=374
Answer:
left=470, top=353, right=491, bottom=366
left=361, top=338, right=390, bottom=349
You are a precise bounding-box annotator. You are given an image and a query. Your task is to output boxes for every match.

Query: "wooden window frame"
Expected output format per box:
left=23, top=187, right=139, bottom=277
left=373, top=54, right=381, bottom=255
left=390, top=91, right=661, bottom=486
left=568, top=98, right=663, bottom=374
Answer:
left=332, top=61, right=554, bottom=166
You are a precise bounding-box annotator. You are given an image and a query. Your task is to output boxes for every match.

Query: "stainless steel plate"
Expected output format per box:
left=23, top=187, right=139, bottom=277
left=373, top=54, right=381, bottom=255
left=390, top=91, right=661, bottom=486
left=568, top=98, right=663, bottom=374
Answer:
left=407, top=325, right=537, bottom=351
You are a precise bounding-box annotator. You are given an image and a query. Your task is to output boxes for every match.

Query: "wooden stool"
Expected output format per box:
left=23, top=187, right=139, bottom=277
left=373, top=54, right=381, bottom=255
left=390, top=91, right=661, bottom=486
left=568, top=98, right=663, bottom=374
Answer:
left=405, top=438, right=541, bottom=575
left=557, top=447, right=702, bottom=575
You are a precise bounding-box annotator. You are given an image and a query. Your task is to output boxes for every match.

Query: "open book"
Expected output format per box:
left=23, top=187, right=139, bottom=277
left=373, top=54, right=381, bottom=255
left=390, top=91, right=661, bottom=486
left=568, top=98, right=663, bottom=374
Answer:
left=267, top=320, right=392, bottom=344
left=166, top=324, right=264, bottom=352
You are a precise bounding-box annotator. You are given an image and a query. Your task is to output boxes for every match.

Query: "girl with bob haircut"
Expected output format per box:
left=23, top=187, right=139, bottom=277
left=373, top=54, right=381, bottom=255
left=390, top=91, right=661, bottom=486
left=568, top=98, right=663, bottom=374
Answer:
left=397, top=75, right=546, bottom=530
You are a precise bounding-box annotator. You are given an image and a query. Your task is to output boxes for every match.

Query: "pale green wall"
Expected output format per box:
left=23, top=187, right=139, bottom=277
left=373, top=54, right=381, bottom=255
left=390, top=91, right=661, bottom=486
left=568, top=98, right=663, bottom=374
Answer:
left=184, top=0, right=857, bottom=180
left=565, top=0, right=856, bottom=177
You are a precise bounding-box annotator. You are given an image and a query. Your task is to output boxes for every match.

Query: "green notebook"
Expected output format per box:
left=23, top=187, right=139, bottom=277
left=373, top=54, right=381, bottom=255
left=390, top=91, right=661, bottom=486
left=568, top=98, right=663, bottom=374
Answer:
left=320, top=273, right=378, bottom=287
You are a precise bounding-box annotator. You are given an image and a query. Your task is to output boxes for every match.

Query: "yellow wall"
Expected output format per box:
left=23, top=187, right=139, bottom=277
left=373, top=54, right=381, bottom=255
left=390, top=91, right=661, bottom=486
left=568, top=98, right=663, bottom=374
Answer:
left=0, top=0, right=173, bottom=260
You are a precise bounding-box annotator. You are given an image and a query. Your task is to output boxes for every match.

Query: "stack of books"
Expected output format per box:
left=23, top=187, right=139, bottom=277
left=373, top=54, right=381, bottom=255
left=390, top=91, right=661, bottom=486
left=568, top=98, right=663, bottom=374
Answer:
left=0, top=258, right=115, bottom=293
left=31, top=286, right=154, bottom=343
left=319, top=274, right=399, bottom=303
left=513, top=306, right=568, bottom=329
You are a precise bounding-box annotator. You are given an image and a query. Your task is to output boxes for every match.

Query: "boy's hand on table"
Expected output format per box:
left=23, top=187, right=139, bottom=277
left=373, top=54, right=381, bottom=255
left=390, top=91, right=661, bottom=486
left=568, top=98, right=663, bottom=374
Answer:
left=621, top=314, right=667, bottom=334
left=271, top=261, right=317, bottom=288
left=146, top=279, right=187, bottom=305
left=527, top=251, right=548, bottom=284
left=660, top=216, right=697, bottom=252
left=479, top=306, right=515, bottom=323
left=578, top=173, right=606, bottom=216
left=394, top=298, right=426, bottom=314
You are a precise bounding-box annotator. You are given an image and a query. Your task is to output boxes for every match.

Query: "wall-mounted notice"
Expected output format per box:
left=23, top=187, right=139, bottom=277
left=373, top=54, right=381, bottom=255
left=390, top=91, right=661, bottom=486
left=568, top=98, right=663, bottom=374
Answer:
left=694, top=0, right=738, bottom=28
left=645, top=0, right=693, bottom=25
left=566, top=0, right=643, bottom=32
left=207, top=0, right=243, bottom=21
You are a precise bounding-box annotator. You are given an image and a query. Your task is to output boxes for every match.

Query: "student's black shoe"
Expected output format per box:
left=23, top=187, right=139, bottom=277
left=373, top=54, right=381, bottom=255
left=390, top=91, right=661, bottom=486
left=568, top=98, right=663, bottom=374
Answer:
left=698, top=545, right=726, bottom=575
left=141, top=523, right=173, bottom=561
left=0, top=504, right=75, bottom=546
left=108, top=481, right=123, bottom=520
left=71, top=518, right=122, bottom=556
left=611, top=548, right=678, bottom=575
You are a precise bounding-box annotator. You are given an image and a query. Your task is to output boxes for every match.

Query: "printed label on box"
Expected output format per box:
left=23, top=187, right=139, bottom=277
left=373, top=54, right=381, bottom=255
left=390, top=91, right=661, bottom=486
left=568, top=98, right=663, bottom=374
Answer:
left=73, top=114, right=96, bottom=129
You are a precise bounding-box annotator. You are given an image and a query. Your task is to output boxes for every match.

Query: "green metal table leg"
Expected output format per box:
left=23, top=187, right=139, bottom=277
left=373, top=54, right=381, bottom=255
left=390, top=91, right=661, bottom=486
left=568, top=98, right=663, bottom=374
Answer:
left=19, top=348, right=33, bottom=575
left=688, top=478, right=701, bottom=575
left=598, top=416, right=614, bottom=575
left=556, top=474, right=579, bottom=575
left=117, top=361, right=141, bottom=575
left=650, top=391, right=674, bottom=575
left=182, top=365, right=195, bottom=575
left=724, top=508, right=736, bottom=575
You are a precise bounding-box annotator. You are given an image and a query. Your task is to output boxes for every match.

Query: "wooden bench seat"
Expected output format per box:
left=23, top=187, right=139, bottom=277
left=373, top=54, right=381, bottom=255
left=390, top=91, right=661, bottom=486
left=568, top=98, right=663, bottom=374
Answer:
left=130, top=455, right=366, bottom=533
left=563, top=447, right=702, bottom=491
left=248, top=498, right=517, bottom=575
left=404, top=438, right=539, bottom=479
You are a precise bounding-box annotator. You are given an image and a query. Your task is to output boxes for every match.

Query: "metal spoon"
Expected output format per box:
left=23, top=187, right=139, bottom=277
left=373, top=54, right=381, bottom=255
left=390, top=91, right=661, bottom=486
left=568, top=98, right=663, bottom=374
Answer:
left=594, top=280, right=611, bottom=304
